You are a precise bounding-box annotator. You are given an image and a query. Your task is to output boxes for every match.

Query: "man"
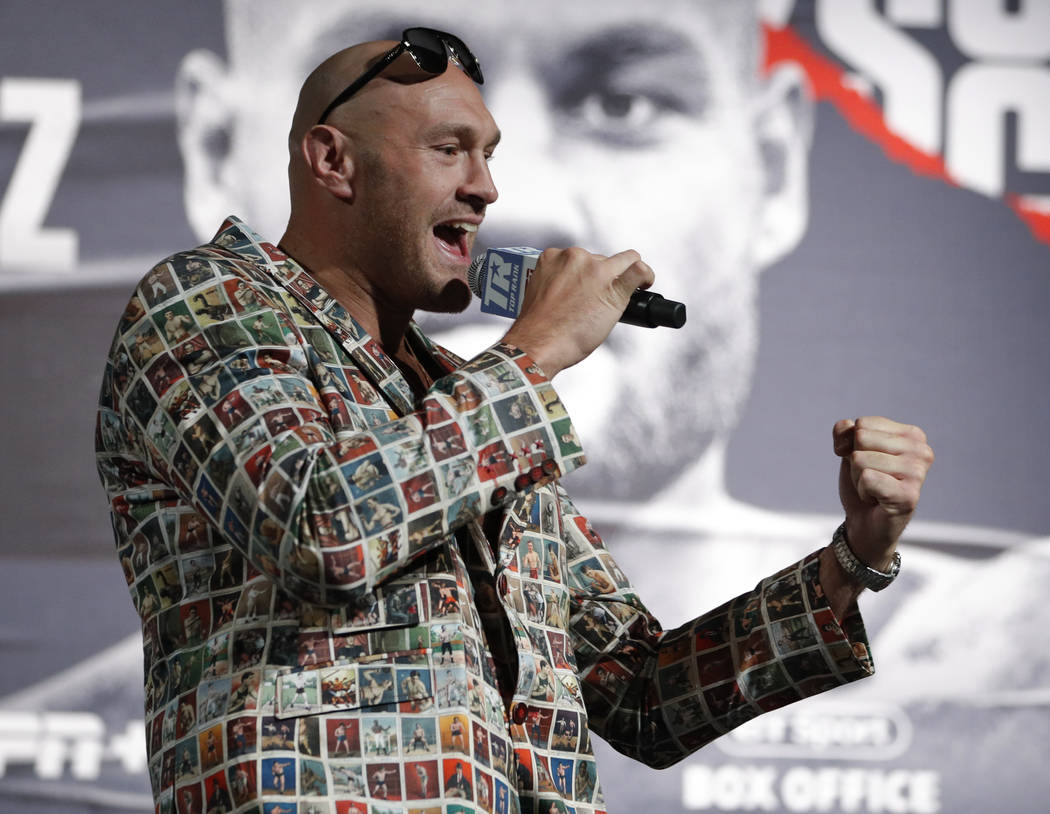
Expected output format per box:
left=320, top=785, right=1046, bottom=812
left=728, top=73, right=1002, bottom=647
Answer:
left=446, top=760, right=474, bottom=799
left=99, top=28, right=932, bottom=812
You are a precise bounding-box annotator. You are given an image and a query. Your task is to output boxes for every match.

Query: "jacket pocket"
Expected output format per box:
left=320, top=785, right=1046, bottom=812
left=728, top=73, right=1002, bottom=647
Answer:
left=274, top=648, right=434, bottom=719
left=328, top=580, right=433, bottom=634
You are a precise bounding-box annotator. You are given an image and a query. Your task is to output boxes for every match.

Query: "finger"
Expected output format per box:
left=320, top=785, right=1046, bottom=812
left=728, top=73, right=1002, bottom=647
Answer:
left=605, top=249, right=651, bottom=282
left=536, top=246, right=591, bottom=277
left=855, top=427, right=934, bottom=478
left=616, top=259, right=655, bottom=294
left=853, top=427, right=922, bottom=456
left=607, top=248, right=642, bottom=270
left=854, top=416, right=928, bottom=445
left=850, top=449, right=924, bottom=481
left=832, top=418, right=856, bottom=457
left=855, top=467, right=921, bottom=515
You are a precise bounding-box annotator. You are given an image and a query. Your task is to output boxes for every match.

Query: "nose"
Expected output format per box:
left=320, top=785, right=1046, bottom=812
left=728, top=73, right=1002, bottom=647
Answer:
left=460, top=150, right=499, bottom=210
left=479, top=71, right=588, bottom=251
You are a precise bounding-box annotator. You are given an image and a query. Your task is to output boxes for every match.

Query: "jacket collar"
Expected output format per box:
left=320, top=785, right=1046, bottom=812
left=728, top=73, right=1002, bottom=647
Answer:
left=209, top=216, right=461, bottom=417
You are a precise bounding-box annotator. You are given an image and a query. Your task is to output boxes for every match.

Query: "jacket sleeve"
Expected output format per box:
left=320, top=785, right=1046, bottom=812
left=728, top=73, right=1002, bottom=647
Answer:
left=96, top=251, right=585, bottom=608
left=556, top=488, right=873, bottom=769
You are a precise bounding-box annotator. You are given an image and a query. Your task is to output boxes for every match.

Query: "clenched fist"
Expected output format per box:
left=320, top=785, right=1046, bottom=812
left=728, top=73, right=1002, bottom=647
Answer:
left=822, top=416, right=934, bottom=610
left=501, top=247, right=654, bottom=379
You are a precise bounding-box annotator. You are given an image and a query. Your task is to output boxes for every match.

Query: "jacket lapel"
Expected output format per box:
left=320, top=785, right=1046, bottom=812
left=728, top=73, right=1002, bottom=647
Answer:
left=408, top=322, right=464, bottom=376
left=272, top=259, right=418, bottom=416
left=211, top=219, right=417, bottom=417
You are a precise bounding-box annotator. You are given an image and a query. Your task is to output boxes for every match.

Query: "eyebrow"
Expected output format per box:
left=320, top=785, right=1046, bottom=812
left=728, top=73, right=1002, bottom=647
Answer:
left=561, top=24, right=709, bottom=85
left=566, top=23, right=702, bottom=68
left=551, top=23, right=712, bottom=113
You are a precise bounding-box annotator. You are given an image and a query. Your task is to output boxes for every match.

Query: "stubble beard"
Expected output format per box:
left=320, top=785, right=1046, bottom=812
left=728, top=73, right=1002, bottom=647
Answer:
left=348, top=201, right=468, bottom=317
left=561, top=278, right=759, bottom=503
left=356, top=170, right=475, bottom=317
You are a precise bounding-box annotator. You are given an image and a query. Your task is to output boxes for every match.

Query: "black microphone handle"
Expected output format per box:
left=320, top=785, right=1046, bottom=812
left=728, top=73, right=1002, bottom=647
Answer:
left=619, top=290, right=687, bottom=329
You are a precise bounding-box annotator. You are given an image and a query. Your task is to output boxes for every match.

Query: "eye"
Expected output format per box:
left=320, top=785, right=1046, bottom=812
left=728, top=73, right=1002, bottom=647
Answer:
left=580, top=92, right=659, bottom=129
left=560, top=86, right=688, bottom=147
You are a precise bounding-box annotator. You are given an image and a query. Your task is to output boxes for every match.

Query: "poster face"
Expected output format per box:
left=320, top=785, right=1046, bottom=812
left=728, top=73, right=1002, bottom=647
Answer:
left=0, top=1, right=1047, bottom=812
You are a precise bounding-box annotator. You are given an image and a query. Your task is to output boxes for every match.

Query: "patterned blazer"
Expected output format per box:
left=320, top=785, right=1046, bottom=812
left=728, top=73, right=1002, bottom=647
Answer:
left=96, top=217, right=873, bottom=814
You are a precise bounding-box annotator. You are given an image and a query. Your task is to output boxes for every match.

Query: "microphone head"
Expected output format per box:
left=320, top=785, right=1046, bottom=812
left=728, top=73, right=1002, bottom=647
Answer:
left=467, top=255, right=486, bottom=297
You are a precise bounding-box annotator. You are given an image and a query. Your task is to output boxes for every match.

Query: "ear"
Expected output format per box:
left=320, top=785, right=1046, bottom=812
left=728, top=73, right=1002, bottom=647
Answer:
left=175, top=49, right=241, bottom=242
left=748, top=60, right=814, bottom=268
left=300, top=125, right=356, bottom=201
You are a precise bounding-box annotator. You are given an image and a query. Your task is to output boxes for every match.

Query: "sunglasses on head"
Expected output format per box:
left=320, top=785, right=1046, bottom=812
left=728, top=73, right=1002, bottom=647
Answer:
left=317, top=27, right=484, bottom=125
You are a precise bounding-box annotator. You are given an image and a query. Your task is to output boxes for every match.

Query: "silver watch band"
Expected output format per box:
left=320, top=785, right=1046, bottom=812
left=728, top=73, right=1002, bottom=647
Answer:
left=831, top=522, right=901, bottom=592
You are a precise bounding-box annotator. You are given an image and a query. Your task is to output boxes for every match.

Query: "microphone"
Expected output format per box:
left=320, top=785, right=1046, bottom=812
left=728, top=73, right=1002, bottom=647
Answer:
left=467, top=247, right=687, bottom=329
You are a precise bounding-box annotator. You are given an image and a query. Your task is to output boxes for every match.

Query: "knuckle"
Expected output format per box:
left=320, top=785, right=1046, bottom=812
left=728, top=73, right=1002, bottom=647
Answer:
left=857, top=467, right=878, bottom=486
left=898, top=486, right=920, bottom=512
left=908, top=423, right=928, bottom=443
left=888, top=500, right=913, bottom=517
left=906, top=461, right=927, bottom=482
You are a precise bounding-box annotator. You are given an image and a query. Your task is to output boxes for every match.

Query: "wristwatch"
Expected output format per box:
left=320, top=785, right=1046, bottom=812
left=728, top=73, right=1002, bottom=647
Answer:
left=831, top=522, right=901, bottom=592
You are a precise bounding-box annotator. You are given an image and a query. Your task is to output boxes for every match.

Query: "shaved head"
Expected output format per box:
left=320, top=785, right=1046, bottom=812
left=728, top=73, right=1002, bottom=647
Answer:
left=285, top=41, right=418, bottom=210
left=288, top=38, right=475, bottom=152
left=288, top=41, right=396, bottom=149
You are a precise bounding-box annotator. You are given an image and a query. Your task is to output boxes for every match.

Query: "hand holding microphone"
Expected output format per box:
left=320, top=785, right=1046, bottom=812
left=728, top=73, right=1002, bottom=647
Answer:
left=468, top=247, right=686, bottom=329
left=477, top=246, right=678, bottom=379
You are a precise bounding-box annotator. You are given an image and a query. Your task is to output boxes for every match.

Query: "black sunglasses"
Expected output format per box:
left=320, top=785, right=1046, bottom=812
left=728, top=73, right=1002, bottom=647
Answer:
left=317, top=27, right=484, bottom=125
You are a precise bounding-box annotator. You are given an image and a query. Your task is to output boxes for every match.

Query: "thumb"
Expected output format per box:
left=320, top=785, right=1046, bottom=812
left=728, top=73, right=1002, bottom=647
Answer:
left=611, top=254, right=655, bottom=300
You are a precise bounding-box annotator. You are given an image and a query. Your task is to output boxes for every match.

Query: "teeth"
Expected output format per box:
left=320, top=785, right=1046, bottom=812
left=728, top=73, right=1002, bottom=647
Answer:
left=448, top=222, right=478, bottom=233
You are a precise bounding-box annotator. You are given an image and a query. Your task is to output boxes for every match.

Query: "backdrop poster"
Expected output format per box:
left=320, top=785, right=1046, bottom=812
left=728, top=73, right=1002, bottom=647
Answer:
left=0, top=2, right=1047, bottom=812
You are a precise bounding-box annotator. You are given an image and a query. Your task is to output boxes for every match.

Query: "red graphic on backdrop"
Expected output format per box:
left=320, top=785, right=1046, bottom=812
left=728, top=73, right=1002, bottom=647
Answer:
left=764, top=24, right=1050, bottom=249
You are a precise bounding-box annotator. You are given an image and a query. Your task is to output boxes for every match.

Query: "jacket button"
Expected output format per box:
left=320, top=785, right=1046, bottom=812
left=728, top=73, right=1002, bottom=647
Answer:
left=529, top=465, right=544, bottom=482
left=511, top=702, right=529, bottom=725
left=491, top=486, right=508, bottom=506
left=541, top=459, right=558, bottom=476
left=514, top=473, right=531, bottom=490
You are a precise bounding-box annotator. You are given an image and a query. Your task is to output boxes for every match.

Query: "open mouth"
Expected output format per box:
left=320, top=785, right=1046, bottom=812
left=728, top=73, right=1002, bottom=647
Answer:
left=433, top=220, right=477, bottom=262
